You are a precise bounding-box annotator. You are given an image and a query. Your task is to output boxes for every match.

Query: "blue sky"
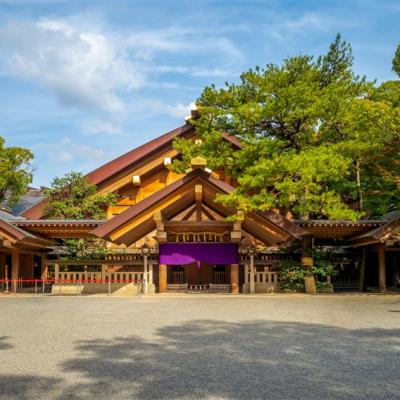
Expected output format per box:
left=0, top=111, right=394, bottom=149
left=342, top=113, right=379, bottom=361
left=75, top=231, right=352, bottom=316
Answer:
left=0, top=0, right=399, bottom=187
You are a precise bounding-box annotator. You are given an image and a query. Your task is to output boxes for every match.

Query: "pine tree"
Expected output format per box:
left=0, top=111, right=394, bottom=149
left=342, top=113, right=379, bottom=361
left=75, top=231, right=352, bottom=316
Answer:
left=172, top=35, right=400, bottom=219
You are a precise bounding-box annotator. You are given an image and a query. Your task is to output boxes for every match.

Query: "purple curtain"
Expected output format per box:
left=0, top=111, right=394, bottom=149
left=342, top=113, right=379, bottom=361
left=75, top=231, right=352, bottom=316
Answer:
left=159, top=243, right=238, bottom=265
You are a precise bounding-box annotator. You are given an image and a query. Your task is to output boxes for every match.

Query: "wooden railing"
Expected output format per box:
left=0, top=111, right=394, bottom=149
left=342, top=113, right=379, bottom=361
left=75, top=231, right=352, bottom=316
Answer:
left=166, top=283, right=231, bottom=293
left=56, top=271, right=144, bottom=283
left=57, top=271, right=102, bottom=282
left=167, top=283, right=188, bottom=292
left=254, top=271, right=279, bottom=284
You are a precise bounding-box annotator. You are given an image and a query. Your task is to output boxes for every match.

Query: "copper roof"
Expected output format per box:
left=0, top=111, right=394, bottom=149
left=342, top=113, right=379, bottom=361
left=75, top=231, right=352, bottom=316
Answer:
left=21, top=123, right=241, bottom=219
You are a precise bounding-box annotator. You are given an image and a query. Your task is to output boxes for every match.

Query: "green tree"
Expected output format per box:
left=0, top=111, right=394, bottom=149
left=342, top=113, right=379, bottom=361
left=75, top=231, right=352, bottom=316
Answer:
left=172, top=35, right=400, bottom=219
left=0, top=137, right=33, bottom=208
left=392, top=44, right=400, bottom=77
left=44, top=172, right=117, bottom=219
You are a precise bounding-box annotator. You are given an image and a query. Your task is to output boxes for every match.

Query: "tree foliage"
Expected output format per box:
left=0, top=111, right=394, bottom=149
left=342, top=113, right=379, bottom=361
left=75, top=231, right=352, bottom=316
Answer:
left=276, top=248, right=338, bottom=292
left=172, top=34, right=400, bottom=219
left=393, top=44, right=400, bottom=77
left=0, top=137, right=33, bottom=208
left=44, top=172, right=117, bottom=219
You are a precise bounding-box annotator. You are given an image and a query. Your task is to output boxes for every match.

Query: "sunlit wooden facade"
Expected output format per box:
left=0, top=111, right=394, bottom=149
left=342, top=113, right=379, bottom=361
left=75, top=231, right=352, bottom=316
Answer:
left=1, top=122, right=399, bottom=294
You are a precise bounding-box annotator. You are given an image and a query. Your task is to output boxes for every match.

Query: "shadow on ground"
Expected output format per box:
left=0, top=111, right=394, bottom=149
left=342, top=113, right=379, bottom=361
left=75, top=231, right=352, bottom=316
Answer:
left=1, top=320, right=400, bottom=399
left=0, top=336, right=12, bottom=350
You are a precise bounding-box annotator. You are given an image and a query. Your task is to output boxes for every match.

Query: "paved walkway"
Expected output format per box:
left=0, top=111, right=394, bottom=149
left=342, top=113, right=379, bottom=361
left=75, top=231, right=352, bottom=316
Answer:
left=0, top=295, right=399, bottom=399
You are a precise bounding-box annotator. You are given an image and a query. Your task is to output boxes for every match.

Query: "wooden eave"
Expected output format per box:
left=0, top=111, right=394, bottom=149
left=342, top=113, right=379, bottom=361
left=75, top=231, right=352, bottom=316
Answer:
left=92, top=168, right=304, bottom=246
left=13, top=220, right=104, bottom=239
left=295, top=220, right=385, bottom=239
left=0, top=219, right=53, bottom=248
left=351, top=212, right=400, bottom=246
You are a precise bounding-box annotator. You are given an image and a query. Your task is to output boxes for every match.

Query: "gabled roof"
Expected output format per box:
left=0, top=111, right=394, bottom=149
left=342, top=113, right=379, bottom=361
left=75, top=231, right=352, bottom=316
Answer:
left=12, top=220, right=104, bottom=239
left=87, top=123, right=241, bottom=186
left=21, top=123, right=242, bottom=219
left=0, top=218, right=53, bottom=248
left=1, top=188, right=45, bottom=217
left=93, top=168, right=305, bottom=246
left=87, top=124, right=194, bottom=186
left=0, top=209, right=25, bottom=222
left=352, top=211, right=400, bottom=246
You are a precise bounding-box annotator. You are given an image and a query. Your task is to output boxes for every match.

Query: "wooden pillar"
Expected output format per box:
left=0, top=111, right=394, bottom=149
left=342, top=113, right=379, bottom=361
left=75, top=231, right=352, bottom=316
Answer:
left=359, top=247, right=367, bottom=292
left=302, top=235, right=316, bottom=295
left=159, top=264, right=167, bottom=293
left=54, top=263, right=59, bottom=282
left=101, top=264, right=107, bottom=281
left=40, top=255, right=48, bottom=280
left=244, top=264, right=249, bottom=284
left=4, top=263, right=9, bottom=292
left=378, top=245, right=386, bottom=293
left=11, top=248, right=20, bottom=293
left=249, top=254, right=255, bottom=294
left=149, top=264, right=153, bottom=286
left=143, top=255, right=148, bottom=294
left=230, top=264, right=239, bottom=294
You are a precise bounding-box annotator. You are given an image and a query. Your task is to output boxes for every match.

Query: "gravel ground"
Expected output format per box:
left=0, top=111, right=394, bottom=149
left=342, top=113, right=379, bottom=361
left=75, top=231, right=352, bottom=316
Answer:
left=0, top=294, right=400, bottom=400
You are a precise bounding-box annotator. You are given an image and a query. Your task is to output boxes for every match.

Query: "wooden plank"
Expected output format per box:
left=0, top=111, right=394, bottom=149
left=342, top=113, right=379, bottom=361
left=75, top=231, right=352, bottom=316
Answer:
left=200, top=204, right=216, bottom=220
left=181, top=205, right=197, bottom=221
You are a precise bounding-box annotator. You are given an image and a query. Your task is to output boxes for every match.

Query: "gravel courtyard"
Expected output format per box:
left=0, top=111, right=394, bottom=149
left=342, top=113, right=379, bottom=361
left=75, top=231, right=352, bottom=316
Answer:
left=0, top=294, right=400, bottom=400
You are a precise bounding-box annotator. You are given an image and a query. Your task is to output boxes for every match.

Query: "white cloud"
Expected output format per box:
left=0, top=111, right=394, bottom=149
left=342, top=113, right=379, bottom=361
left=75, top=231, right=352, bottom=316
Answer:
left=0, top=18, right=144, bottom=113
left=265, top=13, right=328, bottom=40
left=126, top=29, right=242, bottom=60
left=165, top=103, right=191, bottom=119
left=152, top=65, right=235, bottom=77
left=83, top=119, right=122, bottom=135
left=0, top=16, right=242, bottom=114
left=138, top=99, right=191, bottom=119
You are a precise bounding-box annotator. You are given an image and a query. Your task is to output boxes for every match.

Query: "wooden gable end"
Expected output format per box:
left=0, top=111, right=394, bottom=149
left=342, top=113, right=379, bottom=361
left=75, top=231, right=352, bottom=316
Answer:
left=93, top=168, right=304, bottom=247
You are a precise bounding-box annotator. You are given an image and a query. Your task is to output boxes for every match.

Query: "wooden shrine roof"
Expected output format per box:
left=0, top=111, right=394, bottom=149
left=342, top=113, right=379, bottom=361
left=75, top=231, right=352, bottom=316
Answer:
left=93, top=168, right=305, bottom=246
left=351, top=212, right=400, bottom=246
left=21, top=123, right=242, bottom=219
left=12, top=220, right=104, bottom=239
left=0, top=218, right=53, bottom=248
left=296, top=220, right=384, bottom=239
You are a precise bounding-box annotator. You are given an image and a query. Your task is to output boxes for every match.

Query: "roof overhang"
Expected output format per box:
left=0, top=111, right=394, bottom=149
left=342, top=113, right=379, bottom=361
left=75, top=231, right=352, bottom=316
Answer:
left=351, top=212, right=400, bottom=247
left=12, top=220, right=104, bottom=239
left=92, top=168, right=305, bottom=246
left=0, top=219, right=53, bottom=249
left=21, top=123, right=242, bottom=219
left=296, top=220, right=385, bottom=240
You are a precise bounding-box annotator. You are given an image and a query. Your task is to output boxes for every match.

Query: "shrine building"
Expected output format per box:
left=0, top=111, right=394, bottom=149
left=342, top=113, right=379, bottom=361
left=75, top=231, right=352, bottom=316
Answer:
left=0, top=120, right=399, bottom=295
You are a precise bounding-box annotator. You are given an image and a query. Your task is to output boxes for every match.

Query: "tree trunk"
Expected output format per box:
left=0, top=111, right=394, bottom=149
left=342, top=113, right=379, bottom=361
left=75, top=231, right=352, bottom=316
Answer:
left=355, top=159, right=363, bottom=212
left=302, top=235, right=316, bottom=294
